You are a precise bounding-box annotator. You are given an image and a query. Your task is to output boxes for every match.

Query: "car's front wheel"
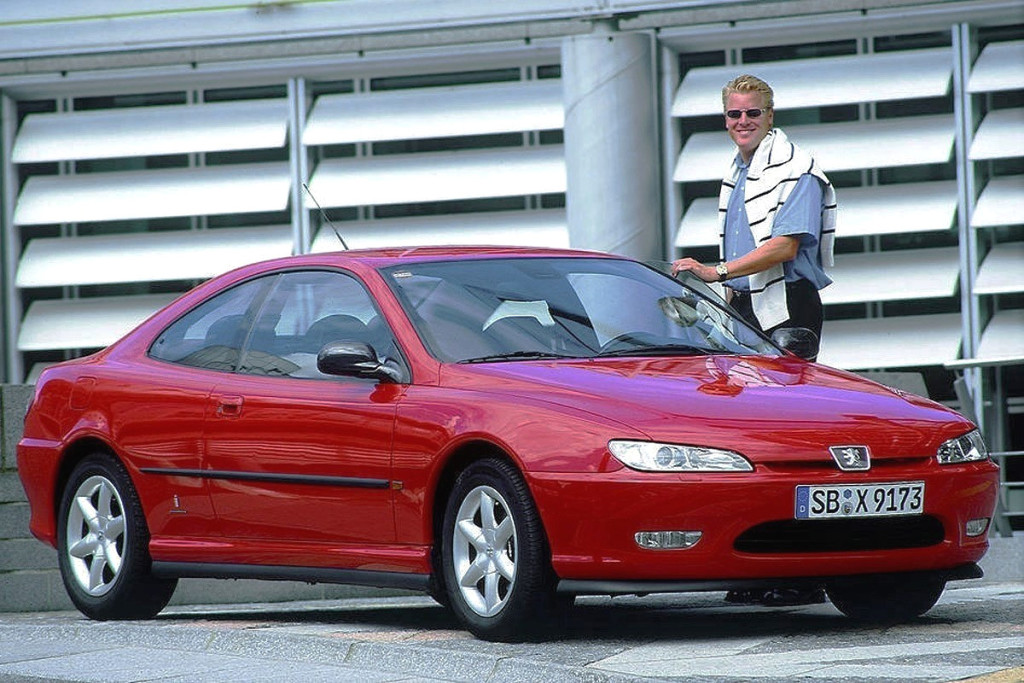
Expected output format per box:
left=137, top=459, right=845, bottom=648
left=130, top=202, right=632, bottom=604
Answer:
left=57, top=453, right=177, bottom=620
left=827, top=574, right=945, bottom=622
left=441, top=458, right=564, bottom=641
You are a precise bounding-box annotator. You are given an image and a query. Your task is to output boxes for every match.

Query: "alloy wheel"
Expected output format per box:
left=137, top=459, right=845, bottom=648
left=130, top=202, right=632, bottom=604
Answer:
left=65, top=475, right=127, bottom=597
left=451, top=485, right=518, bottom=617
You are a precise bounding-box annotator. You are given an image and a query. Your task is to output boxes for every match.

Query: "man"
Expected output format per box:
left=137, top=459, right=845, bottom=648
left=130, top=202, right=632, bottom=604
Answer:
left=673, top=74, right=837, bottom=607
left=672, top=74, right=836, bottom=357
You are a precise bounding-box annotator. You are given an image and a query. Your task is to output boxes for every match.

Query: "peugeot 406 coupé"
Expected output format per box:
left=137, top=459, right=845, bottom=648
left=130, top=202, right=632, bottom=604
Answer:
left=17, top=246, right=999, bottom=640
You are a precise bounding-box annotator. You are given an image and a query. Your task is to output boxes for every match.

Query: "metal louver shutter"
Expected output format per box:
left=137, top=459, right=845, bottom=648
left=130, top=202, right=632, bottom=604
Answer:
left=302, top=76, right=567, bottom=251
left=13, top=95, right=293, bottom=361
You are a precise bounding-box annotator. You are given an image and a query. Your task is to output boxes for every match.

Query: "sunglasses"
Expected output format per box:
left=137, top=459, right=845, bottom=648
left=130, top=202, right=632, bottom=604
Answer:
left=725, top=108, right=766, bottom=119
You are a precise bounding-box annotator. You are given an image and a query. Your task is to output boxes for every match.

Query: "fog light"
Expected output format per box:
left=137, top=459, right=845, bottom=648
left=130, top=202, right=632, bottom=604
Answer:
left=965, top=518, right=989, bottom=537
left=635, top=530, right=702, bottom=550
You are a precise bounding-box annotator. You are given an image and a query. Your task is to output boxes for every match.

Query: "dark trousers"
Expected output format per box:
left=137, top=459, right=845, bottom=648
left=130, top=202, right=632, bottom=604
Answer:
left=728, top=279, right=823, bottom=339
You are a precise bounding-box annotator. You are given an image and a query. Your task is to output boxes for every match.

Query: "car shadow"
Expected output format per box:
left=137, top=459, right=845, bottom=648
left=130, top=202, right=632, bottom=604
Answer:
left=155, top=591, right=937, bottom=643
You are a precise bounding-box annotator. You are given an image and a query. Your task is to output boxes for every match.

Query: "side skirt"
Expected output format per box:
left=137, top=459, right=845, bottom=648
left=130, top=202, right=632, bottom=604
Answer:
left=151, top=561, right=432, bottom=592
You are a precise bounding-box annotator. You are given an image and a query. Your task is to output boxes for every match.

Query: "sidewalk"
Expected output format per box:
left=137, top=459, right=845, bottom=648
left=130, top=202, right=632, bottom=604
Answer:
left=981, top=532, right=1024, bottom=583
left=1, top=583, right=1022, bottom=682
left=0, top=534, right=1020, bottom=681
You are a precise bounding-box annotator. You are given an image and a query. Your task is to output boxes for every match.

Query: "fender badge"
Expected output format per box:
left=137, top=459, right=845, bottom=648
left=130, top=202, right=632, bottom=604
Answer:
left=829, top=445, right=871, bottom=471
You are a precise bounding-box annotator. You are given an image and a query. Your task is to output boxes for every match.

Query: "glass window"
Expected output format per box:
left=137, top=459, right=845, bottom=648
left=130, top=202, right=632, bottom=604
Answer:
left=149, top=276, right=273, bottom=372
left=241, top=270, right=404, bottom=379
left=384, top=257, right=777, bottom=363
left=149, top=269, right=404, bottom=380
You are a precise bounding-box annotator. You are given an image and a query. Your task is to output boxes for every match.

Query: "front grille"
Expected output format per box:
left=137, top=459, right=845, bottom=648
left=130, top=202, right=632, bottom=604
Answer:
left=734, top=516, right=945, bottom=554
left=761, top=457, right=927, bottom=474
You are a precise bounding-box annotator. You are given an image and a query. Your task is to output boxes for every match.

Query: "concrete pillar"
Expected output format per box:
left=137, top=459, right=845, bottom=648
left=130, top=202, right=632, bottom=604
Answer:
left=561, top=22, right=661, bottom=260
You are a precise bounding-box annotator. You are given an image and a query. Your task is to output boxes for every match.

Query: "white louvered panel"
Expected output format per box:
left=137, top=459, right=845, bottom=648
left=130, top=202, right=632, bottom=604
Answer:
left=18, top=293, right=178, bottom=351
left=948, top=308, right=1024, bottom=368
left=12, top=99, right=289, bottom=163
left=972, top=176, right=1024, bottom=228
left=969, top=108, right=1024, bottom=161
left=975, top=243, right=1024, bottom=295
left=16, top=225, right=292, bottom=288
left=307, top=146, right=565, bottom=208
left=674, top=115, right=954, bottom=183
left=974, top=309, right=1024, bottom=365
left=13, top=163, right=291, bottom=225
left=673, top=132, right=732, bottom=183
left=310, top=209, right=568, bottom=252
left=675, top=197, right=719, bottom=248
left=673, top=48, right=951, bottom=117
left=838, top=181, right=958, bottom=237
left=674, top=180, right=957, bottom=248
left=817, top=313, right=962, bottom=370
left=822, top=247, right=959, bottom=305
left=304, top=80, right=563, bottom=146
left=968, top=40, right=1024, bottom=93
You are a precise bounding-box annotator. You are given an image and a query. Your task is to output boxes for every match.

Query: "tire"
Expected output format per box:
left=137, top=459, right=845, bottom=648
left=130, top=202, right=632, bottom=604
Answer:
left=440, top=458, right=565, bottom=641
left=827, top=574, right=945, bottom=623
left=57, top=453, right=177, bottom=620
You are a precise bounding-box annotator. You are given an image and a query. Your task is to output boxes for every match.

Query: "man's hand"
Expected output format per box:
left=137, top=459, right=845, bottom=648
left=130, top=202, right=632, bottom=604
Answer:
left=671, top=258, right=718, bottom=282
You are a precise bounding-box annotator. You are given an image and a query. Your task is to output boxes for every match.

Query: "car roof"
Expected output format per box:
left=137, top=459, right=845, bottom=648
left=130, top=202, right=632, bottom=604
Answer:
left=250, top=245, right=621, bottom=271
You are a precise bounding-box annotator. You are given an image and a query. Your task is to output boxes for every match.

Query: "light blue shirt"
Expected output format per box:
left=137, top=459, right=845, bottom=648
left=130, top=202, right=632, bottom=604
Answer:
left=723, top=164, right=833, bottom=292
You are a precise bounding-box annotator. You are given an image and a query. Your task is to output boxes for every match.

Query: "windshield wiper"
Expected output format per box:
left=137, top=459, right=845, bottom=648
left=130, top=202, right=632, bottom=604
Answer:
left=458, top=350, right=577, bottom=364
left=597, top=344, right=712, bottom=358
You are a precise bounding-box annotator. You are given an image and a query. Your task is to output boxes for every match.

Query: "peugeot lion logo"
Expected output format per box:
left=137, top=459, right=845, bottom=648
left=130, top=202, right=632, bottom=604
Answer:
left=829, top=445, right=871, bottom=471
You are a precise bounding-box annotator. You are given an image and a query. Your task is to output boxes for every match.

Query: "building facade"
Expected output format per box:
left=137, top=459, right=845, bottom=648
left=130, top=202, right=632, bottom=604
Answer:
left=0, top=1, right=1021, bottom=512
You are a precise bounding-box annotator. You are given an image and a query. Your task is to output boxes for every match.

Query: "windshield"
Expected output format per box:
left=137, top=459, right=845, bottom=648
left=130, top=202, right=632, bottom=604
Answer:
left=382, top=256, right=780, bottom=363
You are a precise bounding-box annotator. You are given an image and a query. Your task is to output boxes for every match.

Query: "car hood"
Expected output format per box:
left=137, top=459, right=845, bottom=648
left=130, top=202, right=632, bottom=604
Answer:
left=442, top=356, right=973, bottom=463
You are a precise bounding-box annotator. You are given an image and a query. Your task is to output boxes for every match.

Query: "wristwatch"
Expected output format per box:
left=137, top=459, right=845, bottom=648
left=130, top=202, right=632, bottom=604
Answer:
left=715, top=262, right=729, bottom=282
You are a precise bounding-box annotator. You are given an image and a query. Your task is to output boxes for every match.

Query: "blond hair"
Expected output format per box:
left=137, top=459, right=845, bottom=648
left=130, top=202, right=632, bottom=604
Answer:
left=722, top=74, right=774, bottom=111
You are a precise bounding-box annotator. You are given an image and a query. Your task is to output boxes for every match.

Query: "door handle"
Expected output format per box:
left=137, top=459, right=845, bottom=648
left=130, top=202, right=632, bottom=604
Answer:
left=215, top=395, right=243, bottom=418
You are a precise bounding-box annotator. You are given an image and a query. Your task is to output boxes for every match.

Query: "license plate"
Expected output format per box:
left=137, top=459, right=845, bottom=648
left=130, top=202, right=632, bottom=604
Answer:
left=795, top=481, right=924, bottom=519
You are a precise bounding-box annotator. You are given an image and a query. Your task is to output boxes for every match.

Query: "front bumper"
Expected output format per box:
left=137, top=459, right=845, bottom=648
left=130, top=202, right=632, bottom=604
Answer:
left=530, top=460, right=999, bottom=582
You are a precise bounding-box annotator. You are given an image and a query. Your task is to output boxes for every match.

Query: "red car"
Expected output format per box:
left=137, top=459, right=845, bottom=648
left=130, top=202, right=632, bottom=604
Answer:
left=17, top=246, right=999, bottom=640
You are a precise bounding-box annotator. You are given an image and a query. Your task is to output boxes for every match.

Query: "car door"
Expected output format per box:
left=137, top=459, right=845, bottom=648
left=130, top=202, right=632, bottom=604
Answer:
left=200, top=269, right=404, bottom=545
left=138, top=275, right=275, bottom=539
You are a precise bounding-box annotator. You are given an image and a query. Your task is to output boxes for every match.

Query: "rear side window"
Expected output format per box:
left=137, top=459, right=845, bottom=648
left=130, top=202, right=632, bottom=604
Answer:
left=149, top=277, right=272, bottom=372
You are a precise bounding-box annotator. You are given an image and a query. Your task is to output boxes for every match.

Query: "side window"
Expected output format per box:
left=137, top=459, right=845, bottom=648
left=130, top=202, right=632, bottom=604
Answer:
left=149, top=277, right=272, bottom=372
left=239, top=270, right=406, bottom=380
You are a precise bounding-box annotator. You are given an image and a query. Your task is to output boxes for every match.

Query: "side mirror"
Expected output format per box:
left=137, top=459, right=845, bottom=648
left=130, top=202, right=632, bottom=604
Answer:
left=675, top=270, right=727, bottom=305
left=658, top=296, right=699, bottom=327
left=771, top=327, right=819, bottom=361
left=317, top=341, right=402, bottom=382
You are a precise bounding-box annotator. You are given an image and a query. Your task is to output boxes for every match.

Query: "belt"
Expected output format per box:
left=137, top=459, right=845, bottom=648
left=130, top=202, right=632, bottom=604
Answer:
left=731, top=280, right=810, bottom=298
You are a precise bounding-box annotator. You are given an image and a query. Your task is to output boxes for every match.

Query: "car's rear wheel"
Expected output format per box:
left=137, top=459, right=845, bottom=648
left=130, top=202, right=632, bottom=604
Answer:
left=827, top=575, right=945, bottom=622
left=57, top=453, right=177, bottom=620
left=441, top=458, right=564, bottom=641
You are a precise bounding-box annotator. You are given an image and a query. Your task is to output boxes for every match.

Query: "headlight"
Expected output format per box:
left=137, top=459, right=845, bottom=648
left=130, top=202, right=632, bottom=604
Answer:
left=936, top=429, right=989, bottom=465
left=609, top=440, right=753, bottom=472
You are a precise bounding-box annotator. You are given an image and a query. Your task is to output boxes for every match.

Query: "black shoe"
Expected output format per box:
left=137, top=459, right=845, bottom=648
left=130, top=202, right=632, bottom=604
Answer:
left=759, top=587, right=826, bottom=606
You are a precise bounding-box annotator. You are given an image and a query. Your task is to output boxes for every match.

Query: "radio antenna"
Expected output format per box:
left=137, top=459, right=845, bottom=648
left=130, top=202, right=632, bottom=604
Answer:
left=302, top=183, right=349, bottom=250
